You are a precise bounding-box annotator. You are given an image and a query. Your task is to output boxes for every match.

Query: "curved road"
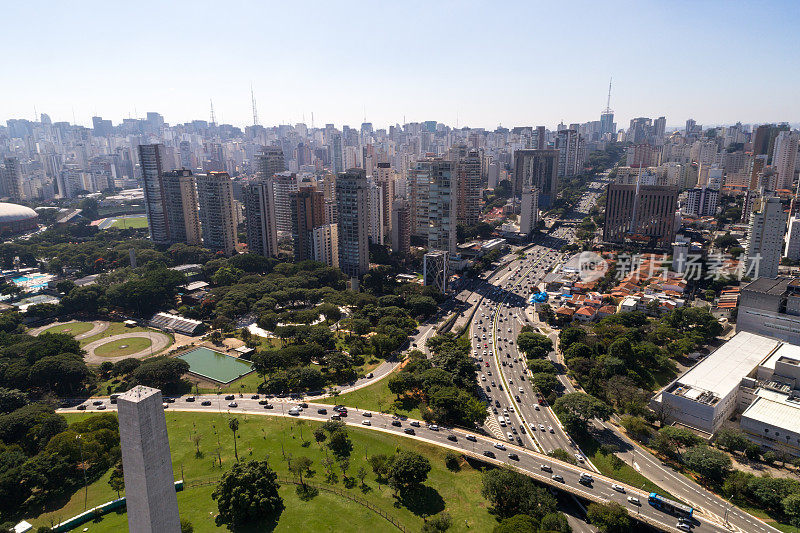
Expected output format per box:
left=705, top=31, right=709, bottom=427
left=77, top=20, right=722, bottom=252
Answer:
left=83, top=331, right=172, bottom=364
left=31, top=320, right=110, bottom=340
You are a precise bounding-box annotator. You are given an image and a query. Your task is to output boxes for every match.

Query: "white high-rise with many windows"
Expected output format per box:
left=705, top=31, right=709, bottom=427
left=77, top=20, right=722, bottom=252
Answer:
left=773, top=131, right=799, bottom=192
left=745, top=195, right=787, bottom=279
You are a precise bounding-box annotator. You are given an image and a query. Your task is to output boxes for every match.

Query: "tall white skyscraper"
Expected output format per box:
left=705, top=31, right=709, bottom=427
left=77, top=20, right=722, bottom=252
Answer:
left=745, top=195, right=787, bottom=279
left=773, top=131, right=799, bottom=192
left=272, top=172, right=298, bottom=233
left=118, top=386, right=181, bottom=533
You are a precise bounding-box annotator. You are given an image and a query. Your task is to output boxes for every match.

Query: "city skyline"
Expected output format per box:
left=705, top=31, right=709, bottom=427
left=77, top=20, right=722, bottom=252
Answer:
left=2, top=1, right=799, bottom=129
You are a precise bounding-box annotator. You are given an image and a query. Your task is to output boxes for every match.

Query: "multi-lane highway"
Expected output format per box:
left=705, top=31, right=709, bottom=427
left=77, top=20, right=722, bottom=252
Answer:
left=63, top=395, right=725, bottom=533
left=471, top=175, right=778, bottom=533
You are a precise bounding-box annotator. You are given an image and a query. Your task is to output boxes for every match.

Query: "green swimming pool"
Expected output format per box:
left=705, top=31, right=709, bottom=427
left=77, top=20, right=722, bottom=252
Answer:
left=177, top=347, right=254, bottom=383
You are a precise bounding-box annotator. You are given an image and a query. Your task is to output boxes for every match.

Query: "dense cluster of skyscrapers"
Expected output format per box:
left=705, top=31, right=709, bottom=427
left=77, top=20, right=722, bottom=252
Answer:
left=4, top=99, right=799, bottom=285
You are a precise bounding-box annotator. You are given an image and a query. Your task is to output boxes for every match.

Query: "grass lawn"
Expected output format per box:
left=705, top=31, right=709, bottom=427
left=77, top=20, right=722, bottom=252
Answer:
left=110, top=215, right=148, bottom=229
left=196, top=371, right=265, bottom=395
left=318, top=376, right=422, bottom=420
left=38, top=321, right=96, bottom=337
left=93, top=337, right=153, bottom=357
left=79, top=322, right=160, bottom=347
left=69, top=484, right=393, bottom=533
left=30, top=412, right=499, bottom=532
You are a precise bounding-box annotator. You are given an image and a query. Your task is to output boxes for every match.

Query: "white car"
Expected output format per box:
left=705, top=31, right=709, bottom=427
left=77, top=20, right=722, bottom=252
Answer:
left=540, top=464, right=552, bottom=472
left=612, top=484, right=625, bottom=493
left=494, top=442, right=506, bottom=450
left=507, top=432, right=514, bottom=441
left=518, top=387, right=524, bottom=393
left=529, top=424, right=536, bottom=431
left=575, top=453, right=585, bottom=463
left=548, top=425, right=554, bottom=433
left=539, top=424, right=546, bottom=431
left=361, top=420, right=371, bottom=426
left=429, top=424, right=439, bottom=431
left=481, top=375, right=486, bottom=381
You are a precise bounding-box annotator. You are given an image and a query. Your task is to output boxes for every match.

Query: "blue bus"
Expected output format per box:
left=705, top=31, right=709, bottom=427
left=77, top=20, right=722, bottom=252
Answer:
left=648, top=492, right=693, bottom=517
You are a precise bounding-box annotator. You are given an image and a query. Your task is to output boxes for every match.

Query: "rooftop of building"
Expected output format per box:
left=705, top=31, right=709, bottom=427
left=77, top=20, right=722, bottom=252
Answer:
left=741, top=387, right=800, bottom=436
left=742, top=277, right=793, bottom=296
left=759, top=342, right=800, bottom=372
left=666, top=331, right=780, bottom=403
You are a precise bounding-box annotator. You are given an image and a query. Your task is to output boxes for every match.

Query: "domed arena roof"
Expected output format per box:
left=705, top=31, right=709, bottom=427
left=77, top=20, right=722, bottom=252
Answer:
left=0, top=202, right=37, bottom=223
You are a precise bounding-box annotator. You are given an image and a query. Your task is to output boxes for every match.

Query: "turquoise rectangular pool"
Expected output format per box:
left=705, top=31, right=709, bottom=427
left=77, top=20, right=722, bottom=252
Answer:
left=178, top=347, right=254, bottom=384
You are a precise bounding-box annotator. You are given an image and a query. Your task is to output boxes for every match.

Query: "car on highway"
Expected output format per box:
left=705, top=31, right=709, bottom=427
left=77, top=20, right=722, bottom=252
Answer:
left=250, top=394, right=260, bottom=400
left=466, top=434, right=477, bottom=441
left=361, top=420, right=371, bottom=426
left=93, top=400, right=103, bottom=406
left=77, top=404, right=86, bottom=410
left=552, top=474, right=564, bottom=482
left=362, top=411, right=372, bottom=417
left=185, top=396, right=195, bottom=402
left=507, top=432, right=514, bottom=441
left=228, top=402, right=238, bottom=408
left=539, top=424, right=545, bottom=431
left=410, top=421, right=420, bottom=427
left=508, top=453, right=519, bottom=461
left=404, top=428, right=415, bottom=435
left=317, top=408, right=328, bottom=414
left=391, top=420, right=402, bottom=427
left=201, top=400, right=212, bottom=406
left=447, top=435, right=457, bottom=442
left=540, top=464, right=551, bottom=472
left=612, top=484, right=625, bottom=493
left=225, top=395, right=235, bottom=401
left=493, top=442, right=506, bottom=450
left=97, top=404, right=107, bottom=410
left=428, top=424, right=439, bottom=431
left=483, top=450, right=495, bottom=458
left=548, top=426, right=554, bottom=433
left=263, top=403, right=274, bottom=409
left=677, top=524, right=690, bottom=532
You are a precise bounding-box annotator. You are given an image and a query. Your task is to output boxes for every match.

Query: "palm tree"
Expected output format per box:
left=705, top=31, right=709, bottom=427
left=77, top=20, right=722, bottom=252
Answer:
left=228, top=417, right=240, bottom=462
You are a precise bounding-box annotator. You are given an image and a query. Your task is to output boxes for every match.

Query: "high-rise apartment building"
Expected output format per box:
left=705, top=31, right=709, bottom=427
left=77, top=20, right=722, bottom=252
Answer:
left=367, top=178, right=384, bottom=245
left=336, top=168, right=370, bottom=279
left=603, top=182, right=678, bottom=249
left=139, top=144, right=170, bottom=243
left=653, top=116, right=667, bottom=141
left=745, top=195, right=787, bottom=279
left=272, top=172, right=298, bottom=233
left=409, top=158, right=457, bottom=254
left=376, top=163, right=394, bottom=237
left=684, top=187, right=719, bottom=218
left=391, top=198, right=411, bottom=255
left=452, top=146, right=482, bottom=226
left=1, top=157, right=23, bottom=202
left=772, top=131, right=799, bottom=192
left=255, top=145, right=286, bottom=179
left=331, top=133, right=344, bottom=174
left=290, top=186, right=326, bottom=262
left=311, top=223, right=339, bottom=268
left=513, top=149, right=558, bottom=208
left=117, top=386, right=181, bottom=533
left=161, top=169, right=202, bottom=245
left=519, top=187, right=540, bottom=236
left=243, top=179, right=279, bottom=257
left=785, top=216, right=800, bottom=261
left=555, top=127, right=585, bottom=178
left=196, top=172, right=238, bottom=256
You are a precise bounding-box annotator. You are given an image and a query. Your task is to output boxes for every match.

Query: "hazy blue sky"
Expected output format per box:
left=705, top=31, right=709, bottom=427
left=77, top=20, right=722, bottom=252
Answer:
left=3, top=1, right=798, bottom=129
